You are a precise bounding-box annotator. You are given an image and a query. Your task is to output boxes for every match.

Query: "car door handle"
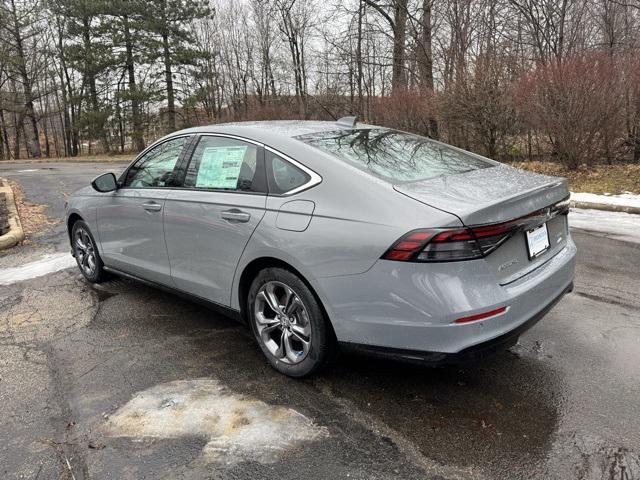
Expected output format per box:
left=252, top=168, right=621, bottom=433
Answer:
left=142, top=202, right=162, bottom=212
left=221, top=209, right=250, bottom=222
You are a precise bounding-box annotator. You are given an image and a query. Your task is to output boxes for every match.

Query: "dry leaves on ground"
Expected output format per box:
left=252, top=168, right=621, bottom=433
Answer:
left=9, top=180, right=59, bottom=240
left=509, top=162, right=640, bottom=194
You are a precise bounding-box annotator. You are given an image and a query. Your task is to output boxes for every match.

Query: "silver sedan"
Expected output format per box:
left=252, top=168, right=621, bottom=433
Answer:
left=65, top=119, right=576, bottom=377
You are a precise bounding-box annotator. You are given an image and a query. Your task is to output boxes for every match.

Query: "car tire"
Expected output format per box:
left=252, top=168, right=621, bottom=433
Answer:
left=248, top=267, right=336, bottom=378
left=71, top=220, right=107, bottom=283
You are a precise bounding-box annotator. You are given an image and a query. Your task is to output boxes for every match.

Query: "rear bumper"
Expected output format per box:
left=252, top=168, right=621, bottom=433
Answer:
left=340, top=281, right=573, bottom=364
left=316, top=236, right=576, bottom=354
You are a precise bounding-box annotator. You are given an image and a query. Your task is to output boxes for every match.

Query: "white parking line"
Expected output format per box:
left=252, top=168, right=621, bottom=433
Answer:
left=0, top=253, right=76, bottom=285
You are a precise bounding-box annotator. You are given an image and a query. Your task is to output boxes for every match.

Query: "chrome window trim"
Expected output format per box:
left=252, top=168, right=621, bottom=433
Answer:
left=264, top=145, right=323, bottom=196
left=197, top=132, right=263, bottom=146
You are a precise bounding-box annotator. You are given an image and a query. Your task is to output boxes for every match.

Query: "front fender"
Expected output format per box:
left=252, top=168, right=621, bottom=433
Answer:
left=66, top=197, right=99, bottom=247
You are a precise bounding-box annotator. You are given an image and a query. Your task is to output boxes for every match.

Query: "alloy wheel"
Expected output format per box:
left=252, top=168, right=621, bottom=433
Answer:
left=74, top=227, right=97, bottom=277
left=254, top=281, right=312, bottom=364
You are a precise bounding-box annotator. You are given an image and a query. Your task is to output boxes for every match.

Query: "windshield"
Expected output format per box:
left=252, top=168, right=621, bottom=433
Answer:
left=295, top=128, right=493, bottom=183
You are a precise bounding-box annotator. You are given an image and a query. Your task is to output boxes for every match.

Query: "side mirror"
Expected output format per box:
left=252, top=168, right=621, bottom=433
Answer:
left=91, top=172, right=118, bottom=193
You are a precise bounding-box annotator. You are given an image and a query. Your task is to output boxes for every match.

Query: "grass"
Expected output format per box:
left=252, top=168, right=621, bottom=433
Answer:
left=509, top=161, right=640, bottom=194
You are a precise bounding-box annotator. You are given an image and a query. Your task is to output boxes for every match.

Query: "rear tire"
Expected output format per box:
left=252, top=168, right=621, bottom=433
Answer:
left=71, top=220, right=106, bottom=283
left=248, top=267, right=336, bottom=378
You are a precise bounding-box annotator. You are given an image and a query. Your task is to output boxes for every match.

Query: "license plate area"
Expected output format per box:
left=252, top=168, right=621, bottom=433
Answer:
left=526, top=223, right=550, bottom=259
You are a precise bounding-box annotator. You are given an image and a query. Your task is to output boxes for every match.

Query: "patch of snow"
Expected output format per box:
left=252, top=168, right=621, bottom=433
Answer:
left=570, top=208, right=640, bottom=244
left=105, top=379, right=328, bottom=465
left=0, top=253, right=76, bottom=285
left=571, top=192, right=640, bottom=209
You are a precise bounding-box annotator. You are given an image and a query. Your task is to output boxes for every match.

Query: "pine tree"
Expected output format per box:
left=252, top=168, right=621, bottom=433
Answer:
left=103, top=0, right=153, bottom=152
left=51, top=0, right=115, bottom=153
left=145, top=0, right=210, bottom=133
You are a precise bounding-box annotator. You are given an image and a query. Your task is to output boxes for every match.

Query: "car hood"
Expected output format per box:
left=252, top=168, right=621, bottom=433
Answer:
left=394, top=164, right=569, bottom=225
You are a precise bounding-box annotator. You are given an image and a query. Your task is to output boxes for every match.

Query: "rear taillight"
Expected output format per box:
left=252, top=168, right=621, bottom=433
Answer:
left=382, top=222, right=517, bottom=262
left=383, top=197, right=570, bottom=263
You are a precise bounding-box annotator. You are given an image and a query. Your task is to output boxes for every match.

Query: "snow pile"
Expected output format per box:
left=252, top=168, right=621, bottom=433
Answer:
left=571, top=192, right=640, bottom=209
left=0, top=253, right=76, bottom=285
left=570, top=208, right=640, bottom=244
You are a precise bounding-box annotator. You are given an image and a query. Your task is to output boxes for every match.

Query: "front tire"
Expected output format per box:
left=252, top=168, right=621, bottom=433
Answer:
left=71, top=220, right=106, bottom=283
left=248, top=267, right=336, bottom=378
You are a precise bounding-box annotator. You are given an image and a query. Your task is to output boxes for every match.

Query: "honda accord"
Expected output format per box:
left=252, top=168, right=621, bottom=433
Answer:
left=65, top=118, right=576, bottom=377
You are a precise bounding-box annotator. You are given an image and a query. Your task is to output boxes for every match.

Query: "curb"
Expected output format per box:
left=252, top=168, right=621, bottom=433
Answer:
left=0, top=178, right=25, bottom=250
left=570, top=200, right=640, bottom=215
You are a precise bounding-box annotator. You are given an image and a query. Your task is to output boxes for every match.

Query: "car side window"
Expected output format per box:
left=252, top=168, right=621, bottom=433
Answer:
left=266, top=150, right=311, bottom=194
left=124, top=136, right=188, bottom=188
left=184, top=136, right=266, bottom=192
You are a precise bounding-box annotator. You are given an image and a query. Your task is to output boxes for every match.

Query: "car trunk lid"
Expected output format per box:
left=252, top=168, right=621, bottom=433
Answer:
left=394, top=164, right=570, bottom=284
left=394, top=164, right=568, bottom=225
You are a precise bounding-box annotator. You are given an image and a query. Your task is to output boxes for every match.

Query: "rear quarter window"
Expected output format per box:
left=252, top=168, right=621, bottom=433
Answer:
left=266, top=151, right=311, bottom=194
left=295, top=128, right=492, bottom=183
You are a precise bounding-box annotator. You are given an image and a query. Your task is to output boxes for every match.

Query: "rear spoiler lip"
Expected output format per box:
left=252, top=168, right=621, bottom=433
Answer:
left=473, top=193, right=570, bottom=229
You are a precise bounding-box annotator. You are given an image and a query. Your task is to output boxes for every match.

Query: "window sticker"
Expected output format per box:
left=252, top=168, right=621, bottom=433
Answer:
left=195, top=146, right=247, bottom=189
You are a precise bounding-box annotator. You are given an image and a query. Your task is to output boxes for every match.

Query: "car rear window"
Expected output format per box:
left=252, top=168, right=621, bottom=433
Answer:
left=295, top=128, right=492, bottom=183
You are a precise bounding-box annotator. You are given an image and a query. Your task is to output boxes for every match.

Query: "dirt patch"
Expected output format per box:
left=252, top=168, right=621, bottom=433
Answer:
left=9, top=180, right=59, bottom=240
left=509, top=161, right=640, bottom=195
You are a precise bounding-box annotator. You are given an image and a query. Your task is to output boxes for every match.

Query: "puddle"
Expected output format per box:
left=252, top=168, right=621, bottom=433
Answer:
left=104, top=379, right=328, bottom=464
left=0, top=253, right=76, bottom=285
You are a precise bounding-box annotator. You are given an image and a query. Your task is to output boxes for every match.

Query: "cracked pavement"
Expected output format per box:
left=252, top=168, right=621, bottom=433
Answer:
left=0, top=161, right=639, bottom=479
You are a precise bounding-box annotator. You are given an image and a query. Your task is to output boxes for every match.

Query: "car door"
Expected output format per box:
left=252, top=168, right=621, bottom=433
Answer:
left=96, top=135, right=192, bottom=285
left=164, top=134, right=268, bottom=305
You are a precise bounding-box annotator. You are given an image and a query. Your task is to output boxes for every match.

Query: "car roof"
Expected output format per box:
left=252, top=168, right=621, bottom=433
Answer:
left=173, top=120, right=382, bottom=144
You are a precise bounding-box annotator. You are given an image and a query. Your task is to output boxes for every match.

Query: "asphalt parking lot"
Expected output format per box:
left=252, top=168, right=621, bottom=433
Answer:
left=1, top=161, right=639, bottom=480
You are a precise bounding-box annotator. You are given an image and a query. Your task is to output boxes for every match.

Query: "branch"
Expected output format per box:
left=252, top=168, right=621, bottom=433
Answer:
left=362, top=0, right=395, bottom=31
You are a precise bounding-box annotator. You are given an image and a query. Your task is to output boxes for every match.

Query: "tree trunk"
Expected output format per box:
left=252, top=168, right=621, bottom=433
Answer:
left=13, top=111, right=21, bottom=160
left=356, top=0, right=364, bottom=117
left=417, top=0, right=438, bottom=138
left=634, top=106, right=640, bottom=162
left=0, top=109, right=10, bottom=160
left=123, top=14, right=145, bottom=152
left=9, top=0, right=41, bottom=158
left=0, top=110, right=5, bottom=160
left=82, top=16, right=110, bottom=153
left=42, top=109, right=51, bottom=157
left=60, top=37, right=78, bottom=156
left=391, top=0, right=408, bottom=93
left=162, top=32, right=176, bottom=132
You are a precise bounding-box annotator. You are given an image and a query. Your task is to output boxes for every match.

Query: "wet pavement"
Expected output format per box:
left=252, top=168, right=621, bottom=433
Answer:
left=0, top=161, right=639, bottom=479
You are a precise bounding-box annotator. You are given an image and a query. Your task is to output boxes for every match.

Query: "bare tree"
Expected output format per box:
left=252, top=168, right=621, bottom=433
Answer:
left=0, top=0, right=43, bottom=157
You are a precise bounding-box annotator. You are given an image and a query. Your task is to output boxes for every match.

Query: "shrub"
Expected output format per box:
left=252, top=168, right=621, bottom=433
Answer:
left=514, top=54, right=626, bottom=169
